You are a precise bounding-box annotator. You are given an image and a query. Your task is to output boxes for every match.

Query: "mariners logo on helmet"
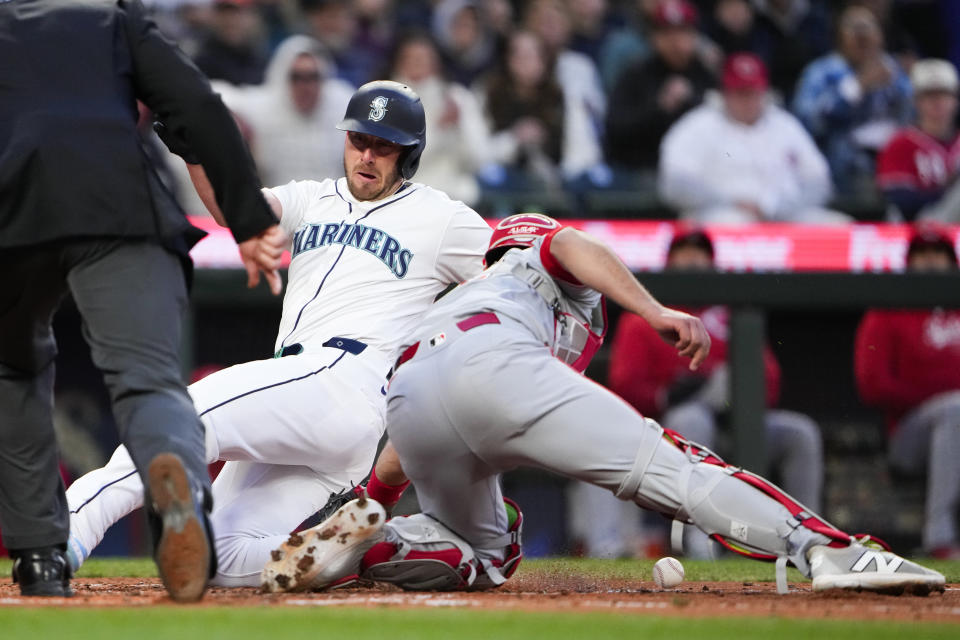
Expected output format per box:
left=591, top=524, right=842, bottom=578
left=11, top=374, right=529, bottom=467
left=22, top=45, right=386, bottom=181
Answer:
left=368, top=96, right=389, bottom=122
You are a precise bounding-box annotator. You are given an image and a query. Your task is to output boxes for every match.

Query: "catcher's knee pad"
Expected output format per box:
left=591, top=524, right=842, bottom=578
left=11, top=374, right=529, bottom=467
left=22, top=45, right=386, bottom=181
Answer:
left=359, top=499, right=524, bottom=591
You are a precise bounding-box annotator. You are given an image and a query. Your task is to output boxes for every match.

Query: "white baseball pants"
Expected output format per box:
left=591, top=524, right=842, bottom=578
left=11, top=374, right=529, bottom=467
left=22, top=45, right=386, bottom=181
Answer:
left=66, top=343, right=387, bottom=586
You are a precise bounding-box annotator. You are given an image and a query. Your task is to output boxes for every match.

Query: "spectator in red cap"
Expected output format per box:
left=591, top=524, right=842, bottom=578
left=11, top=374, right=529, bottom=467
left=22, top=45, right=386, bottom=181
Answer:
left=605, top=0, right=716, bottom=172
left=877, top=59, right=960, bottom=223
left=855, top=225, right=960, bottom=558
left=659, top=52, right=846, bottom=223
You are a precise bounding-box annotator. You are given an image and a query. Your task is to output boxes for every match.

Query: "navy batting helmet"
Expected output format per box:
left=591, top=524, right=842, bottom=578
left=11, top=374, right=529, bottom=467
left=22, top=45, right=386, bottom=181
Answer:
left=336, top=80, right=426, bottom=180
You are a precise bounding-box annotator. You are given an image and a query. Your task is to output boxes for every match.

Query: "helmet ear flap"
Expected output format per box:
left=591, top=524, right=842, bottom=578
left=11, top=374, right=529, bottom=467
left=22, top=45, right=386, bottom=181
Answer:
left=398, top=140, right=425, bottom=180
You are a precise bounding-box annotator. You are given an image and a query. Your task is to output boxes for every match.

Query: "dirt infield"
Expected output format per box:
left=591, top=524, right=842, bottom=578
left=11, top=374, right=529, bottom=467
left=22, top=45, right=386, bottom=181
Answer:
left=2, top=575, right=958, bottom=622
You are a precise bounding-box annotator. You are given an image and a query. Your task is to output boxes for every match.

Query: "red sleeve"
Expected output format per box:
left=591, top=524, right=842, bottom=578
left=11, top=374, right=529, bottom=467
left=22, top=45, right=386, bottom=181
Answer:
left=876, top=133, right=921, bottom=190
left=607, top=313, right=678, bottom=417
left=539, top=227, right=581, bottom=285
left=854, top=311, right=929, bottom=412
left=762, top=346, right=781, bottom=407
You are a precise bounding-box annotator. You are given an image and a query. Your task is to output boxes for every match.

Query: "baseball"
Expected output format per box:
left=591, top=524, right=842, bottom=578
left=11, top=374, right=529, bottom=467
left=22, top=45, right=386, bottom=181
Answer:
left=652, top=556, right=684, bottom=589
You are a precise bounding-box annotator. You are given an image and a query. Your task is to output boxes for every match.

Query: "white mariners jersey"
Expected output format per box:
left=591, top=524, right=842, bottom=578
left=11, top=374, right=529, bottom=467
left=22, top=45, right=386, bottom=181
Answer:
left=270, top=177, right=491, bottom=363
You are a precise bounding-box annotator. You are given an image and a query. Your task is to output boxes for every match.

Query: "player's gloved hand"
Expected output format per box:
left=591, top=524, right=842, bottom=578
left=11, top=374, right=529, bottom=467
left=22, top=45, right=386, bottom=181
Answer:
left=153, top=120, right=200, bottom=165
left=238, top=225, right=286, bottom=295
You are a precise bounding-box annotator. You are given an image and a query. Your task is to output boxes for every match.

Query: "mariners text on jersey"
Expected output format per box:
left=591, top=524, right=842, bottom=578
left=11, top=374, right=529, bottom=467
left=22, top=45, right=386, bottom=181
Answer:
left=291, top=221, right=415, bottom=278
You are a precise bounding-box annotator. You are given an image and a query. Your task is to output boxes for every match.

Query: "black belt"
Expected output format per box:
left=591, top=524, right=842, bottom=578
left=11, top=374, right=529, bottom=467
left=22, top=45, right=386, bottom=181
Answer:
left=278, top=337, right=367, bottom=358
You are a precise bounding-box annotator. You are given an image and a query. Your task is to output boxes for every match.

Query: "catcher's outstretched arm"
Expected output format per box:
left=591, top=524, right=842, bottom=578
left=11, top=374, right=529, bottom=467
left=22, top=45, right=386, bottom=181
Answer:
left=549, top=227, right=711, bottom=370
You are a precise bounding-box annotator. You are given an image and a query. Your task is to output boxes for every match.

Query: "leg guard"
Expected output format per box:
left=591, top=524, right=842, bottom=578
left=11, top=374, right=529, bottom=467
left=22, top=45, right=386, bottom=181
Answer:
left=360, top=514, right=480, bottom=590
left=660, top=428, right=887, bottom=564
left=360, top=498, right=524, bottom=591
left=470, top=497, right=523, bottom=591
left=634, top=426, right=891, bottom=590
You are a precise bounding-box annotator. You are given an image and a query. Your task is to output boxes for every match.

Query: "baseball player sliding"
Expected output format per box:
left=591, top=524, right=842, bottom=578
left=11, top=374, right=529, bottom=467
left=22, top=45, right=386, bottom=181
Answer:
left=63, top=81, right=492, bottom=587
left=262, top=214, right=945, bottom=596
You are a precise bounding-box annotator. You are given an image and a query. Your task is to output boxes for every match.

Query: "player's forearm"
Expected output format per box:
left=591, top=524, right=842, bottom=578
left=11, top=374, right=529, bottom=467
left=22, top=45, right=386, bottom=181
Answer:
left=550, top=228, right=665, bottom=321
left=187, top=163, right=228, bottom=227
left=373, top=441, right=407, bottom=487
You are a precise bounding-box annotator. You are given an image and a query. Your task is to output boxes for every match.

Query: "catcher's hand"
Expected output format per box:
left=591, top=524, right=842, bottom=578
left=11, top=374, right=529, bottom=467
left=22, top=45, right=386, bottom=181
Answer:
left=647, top=307, right=711, bottom=371
left=153, top=120, right=200, bottom=165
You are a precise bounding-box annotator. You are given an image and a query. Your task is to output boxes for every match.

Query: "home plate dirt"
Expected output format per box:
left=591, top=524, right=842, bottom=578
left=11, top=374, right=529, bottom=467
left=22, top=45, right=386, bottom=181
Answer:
left=1, top=575, right=958, bottom=622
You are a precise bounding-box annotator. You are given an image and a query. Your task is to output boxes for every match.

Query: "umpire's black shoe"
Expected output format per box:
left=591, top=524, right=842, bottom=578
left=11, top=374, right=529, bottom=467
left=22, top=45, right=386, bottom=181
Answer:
left=11, top=546, right=73, bottom=597
left=145, top=453, right=215, bottom=603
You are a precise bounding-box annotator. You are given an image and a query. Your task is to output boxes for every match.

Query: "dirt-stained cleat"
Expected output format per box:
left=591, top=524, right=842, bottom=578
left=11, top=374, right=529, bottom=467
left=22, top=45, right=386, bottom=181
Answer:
left=147, top=453, right=212, bottom=603
left=261, top=496, right=386, bottom=593
left=809, top=543, right=946, bottom=595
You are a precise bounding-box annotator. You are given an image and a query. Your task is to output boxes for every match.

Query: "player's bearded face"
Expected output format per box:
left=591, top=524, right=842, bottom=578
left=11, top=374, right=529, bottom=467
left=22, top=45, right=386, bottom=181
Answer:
left=344, top=132, right=405, bottom=201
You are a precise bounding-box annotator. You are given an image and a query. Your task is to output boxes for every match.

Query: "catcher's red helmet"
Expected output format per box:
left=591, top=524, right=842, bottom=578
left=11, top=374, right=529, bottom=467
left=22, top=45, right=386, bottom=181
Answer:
left=485, top=213, right=561, bottom=265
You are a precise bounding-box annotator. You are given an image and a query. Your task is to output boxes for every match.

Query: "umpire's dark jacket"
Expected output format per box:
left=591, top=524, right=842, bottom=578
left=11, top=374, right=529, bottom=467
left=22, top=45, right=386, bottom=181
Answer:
left=0, top=0, right=276, bottom=254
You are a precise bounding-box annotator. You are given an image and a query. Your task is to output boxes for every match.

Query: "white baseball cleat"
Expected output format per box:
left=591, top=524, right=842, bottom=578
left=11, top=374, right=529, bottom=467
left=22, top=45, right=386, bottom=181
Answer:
left=809, top=543, right=946, bottom=595
left=261, top=496, right=386, bottom=593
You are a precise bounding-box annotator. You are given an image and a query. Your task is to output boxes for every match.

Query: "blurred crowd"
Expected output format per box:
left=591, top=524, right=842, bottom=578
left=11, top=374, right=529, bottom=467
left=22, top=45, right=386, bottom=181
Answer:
left=143, top=0, right=960, bottom=221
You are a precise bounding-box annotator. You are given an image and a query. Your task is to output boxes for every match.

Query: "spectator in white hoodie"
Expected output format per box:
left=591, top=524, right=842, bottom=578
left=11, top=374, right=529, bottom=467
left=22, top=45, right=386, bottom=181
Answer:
left=659, top=52, right=847, bottom=224
left=213, top=35, right=355, bottom=185
left=389, top=32, right=491, bottom=206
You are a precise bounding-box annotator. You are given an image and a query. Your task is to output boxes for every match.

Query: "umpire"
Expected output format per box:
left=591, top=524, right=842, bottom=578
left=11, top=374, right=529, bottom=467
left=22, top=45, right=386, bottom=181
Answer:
left=0, top=0, right=284, bottom=600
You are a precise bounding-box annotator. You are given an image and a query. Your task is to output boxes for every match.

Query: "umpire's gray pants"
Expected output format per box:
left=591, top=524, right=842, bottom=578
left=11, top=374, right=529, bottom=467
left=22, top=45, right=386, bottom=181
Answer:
left=0, top=239, right=207, bottom=550
left=889, top=391, right=960, bottom=551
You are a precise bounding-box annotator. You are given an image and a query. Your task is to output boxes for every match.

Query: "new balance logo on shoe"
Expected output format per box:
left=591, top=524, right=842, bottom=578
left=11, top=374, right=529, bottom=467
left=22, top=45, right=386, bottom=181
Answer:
left=809, top=544, right=945, bottom=595
left=851, top=550, right=903, bottom=574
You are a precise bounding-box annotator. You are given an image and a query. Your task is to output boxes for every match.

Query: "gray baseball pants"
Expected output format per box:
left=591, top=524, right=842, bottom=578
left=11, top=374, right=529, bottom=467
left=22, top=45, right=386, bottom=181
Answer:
left=386, top=319, right=823, bottom=566
left=0, top=239, right=208, bottom=550
left=889, top=390, right=960, bottom=551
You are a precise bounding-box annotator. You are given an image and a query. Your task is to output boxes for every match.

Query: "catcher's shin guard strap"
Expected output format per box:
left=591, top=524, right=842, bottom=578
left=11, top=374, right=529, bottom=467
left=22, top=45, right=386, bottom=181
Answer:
left=615, top=418, right=664, bottom=500
left=671, top=520, right=685, bottom=554
left=775, top=556, right=789, bottom=594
